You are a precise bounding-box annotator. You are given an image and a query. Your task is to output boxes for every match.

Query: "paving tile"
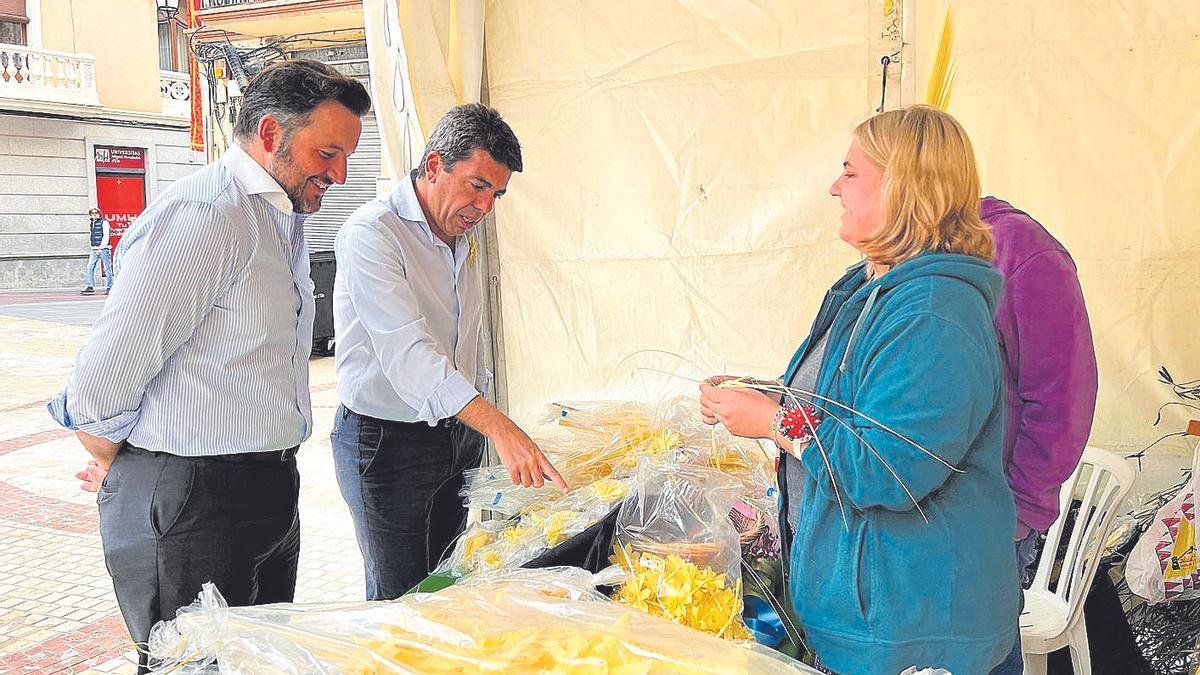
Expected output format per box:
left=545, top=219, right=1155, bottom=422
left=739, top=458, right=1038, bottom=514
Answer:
left=3, top=638, right=34, bottom=652
left=25, top=628, right=57, bottom=642
left=95, top=656, right=132, bottom=672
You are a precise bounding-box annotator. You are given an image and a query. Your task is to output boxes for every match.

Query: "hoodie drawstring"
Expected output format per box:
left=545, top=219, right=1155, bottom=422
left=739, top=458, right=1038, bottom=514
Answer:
left=839, top=285, right=880, bottom=373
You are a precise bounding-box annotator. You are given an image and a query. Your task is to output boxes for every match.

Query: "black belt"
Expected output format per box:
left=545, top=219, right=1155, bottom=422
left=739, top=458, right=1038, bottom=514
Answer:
left=129, top=445, right=299, bottom=463
left=214, top=446, right=299, bottom=463
left=342, top=406, right=459, bottom=429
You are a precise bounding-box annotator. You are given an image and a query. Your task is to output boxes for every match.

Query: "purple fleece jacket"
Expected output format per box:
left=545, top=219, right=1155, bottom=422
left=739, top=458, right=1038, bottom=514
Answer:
left=981, top=197, right=1099, bottom=537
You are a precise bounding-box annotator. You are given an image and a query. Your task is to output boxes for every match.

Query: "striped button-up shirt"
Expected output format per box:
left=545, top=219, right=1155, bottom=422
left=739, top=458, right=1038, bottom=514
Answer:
left=333, top=173, right=487, bottom=424
left=48, top=144, right=315, bottom=456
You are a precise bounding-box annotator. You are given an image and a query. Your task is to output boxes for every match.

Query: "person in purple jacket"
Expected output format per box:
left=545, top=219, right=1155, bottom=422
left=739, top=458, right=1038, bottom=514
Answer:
left=983, top=196, right=1099, bottom=674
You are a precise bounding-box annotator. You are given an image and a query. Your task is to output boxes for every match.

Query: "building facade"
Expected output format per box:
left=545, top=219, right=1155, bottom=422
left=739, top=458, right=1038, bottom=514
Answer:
left=193, top=0, right=379, bottom=253
left=0, top=0, right=204, bottom=288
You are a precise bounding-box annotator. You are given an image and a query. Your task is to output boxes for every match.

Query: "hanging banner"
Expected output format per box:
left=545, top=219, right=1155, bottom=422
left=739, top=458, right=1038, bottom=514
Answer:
left=188, top=0, right=205, bottom=152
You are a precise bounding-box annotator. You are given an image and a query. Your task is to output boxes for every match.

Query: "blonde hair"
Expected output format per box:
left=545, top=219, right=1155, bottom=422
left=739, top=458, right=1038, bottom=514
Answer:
left=853, top=104, right=993, bottom=266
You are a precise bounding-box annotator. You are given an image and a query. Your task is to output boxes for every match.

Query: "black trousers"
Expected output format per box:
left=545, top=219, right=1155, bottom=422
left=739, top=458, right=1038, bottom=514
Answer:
left=331, top=406, right=485, bottom=600
left=97, top=445, right=300, bottom=673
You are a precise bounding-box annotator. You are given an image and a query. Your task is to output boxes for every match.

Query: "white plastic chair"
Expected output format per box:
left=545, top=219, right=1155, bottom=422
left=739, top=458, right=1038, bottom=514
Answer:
left=1020, top=446, right=1136, bottom=674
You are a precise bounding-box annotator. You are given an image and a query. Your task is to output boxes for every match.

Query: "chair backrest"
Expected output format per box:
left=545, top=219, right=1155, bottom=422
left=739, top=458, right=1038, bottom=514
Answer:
left=1029, top=446, right=1136, bottom=629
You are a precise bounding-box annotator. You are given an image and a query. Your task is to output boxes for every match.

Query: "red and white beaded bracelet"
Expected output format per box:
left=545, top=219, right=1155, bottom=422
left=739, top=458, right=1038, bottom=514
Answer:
left=772, top=403, right=821, bottom=450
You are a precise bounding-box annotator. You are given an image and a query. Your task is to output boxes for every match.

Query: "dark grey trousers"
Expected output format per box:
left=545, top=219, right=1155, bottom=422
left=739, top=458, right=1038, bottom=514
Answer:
left=331, top=406, right=485, bottom=600
left=97, top=445, right=300, bottom=673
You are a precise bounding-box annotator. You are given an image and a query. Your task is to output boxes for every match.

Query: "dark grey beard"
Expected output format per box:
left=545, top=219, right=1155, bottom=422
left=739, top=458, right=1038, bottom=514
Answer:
left=284, top=182, right=313, bottom=214
left=267, top=144, right=317, bottom=214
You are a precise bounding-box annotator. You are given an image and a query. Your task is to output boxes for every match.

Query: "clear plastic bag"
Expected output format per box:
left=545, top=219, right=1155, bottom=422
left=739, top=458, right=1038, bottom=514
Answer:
left=1127, top=439, right=1200, bottom=604
left=147, top=568, right=816, bottom=674
left=682, top=440, right=781, bottom=559
left=616, top=459, right=744, bottom=578
left=612, top=458, right=752, bottom=639
left=586, top=395, right=781, bottom=561
left=458, top=429, right=661, bottom=515
left=444, top=401, right=694, bottom=577
left=439, top=476, right=633, bottom=577
left=545, top=400, right=657, bottom=439
left=460, top=462, right=561, bottom=516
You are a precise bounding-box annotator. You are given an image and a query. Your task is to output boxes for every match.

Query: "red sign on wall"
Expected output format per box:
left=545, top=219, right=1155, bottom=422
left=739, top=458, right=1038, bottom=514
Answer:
left=96, top=175, right=146, bottom=251
left=94, top=146, right=147, bottom=171
left=94, top=145, right=148, bottom=252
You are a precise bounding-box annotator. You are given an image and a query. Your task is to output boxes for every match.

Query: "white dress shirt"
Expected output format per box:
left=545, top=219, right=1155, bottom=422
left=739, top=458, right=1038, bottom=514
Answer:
left=49, top=144, right=316, bottom=455
left=333, top=173, right=488, bottom=424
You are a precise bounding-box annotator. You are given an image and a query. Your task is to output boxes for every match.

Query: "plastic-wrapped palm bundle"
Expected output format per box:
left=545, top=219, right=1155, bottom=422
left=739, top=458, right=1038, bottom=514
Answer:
left=458, top=427, right=674, bottom=517
left=457, top=400, right=698, bottom=519
left=147, top=567, right=817, bottom=674
left=541, top=397, right=770, bottom=490
left=667, top=442, right=781, bottom=561
left=658, top=401, right=783, bottom=560
left=445, top=399, right=782, bottom=578
left=459, top=462, right=562, bottom=517
left=441, top=402, right=689, bottom=577
left=552, top=411, right=686, bottom=483
left=547, top=400, right=658, bottom=439
left=439, top=476, right=632, bottom=576
left=612, top=458, right=755, bottom=640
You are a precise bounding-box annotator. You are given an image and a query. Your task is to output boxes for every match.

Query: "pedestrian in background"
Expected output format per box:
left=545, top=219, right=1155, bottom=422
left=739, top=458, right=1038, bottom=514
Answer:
left=80, top=207, right=113, bottom=295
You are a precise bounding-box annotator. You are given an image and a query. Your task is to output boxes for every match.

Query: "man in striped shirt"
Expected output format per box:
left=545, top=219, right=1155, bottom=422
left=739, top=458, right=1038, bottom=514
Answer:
left=48, top=60, right=370, bottom=673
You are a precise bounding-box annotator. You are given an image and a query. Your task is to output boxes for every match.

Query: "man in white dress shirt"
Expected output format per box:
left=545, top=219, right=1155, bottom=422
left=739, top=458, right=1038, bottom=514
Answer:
left=332, top=103, right=566, bottom=599
left=50, top=60, right=370, bottom=673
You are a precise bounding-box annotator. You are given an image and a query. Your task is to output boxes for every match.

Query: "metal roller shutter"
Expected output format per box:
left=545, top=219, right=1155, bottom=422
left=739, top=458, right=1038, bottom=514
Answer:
left=305, top=111, right=382, bottom=252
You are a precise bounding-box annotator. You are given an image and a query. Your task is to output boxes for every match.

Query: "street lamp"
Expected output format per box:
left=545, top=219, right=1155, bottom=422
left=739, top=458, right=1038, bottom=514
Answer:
left=156, top=0, right=180, bottom=21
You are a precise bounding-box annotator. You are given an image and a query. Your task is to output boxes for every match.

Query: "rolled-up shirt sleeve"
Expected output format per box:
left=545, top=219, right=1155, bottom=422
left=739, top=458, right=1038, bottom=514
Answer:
left=48, top=200, right=245, bottom=440
left=341, top=221, right=479, bottom=423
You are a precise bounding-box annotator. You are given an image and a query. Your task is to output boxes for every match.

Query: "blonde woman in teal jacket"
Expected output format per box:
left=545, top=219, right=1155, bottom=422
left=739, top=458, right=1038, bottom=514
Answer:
left=701, top=105, right=1019, bottom=673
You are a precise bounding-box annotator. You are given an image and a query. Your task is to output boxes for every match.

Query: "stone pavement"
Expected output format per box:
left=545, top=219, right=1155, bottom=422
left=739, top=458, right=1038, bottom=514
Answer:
left=0, top=291, right=365, bottom=673
left=0, top=289, right=108, bottom=328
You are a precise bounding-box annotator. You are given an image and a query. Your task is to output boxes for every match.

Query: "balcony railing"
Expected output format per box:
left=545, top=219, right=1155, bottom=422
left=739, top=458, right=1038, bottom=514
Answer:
left=160, top=70, right=191, bottom=118
left=0, top=43, right=100, bottom=109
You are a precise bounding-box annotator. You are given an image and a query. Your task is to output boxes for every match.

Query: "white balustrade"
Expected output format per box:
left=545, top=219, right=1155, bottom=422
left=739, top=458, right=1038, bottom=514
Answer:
left=0, top=43, right=100, bottom=108
left=160, top=70, right=191, bottom=117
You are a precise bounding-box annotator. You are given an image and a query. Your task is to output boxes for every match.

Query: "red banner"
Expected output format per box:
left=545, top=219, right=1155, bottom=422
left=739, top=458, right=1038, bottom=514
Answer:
left=188, top=0, right=205, bottom=153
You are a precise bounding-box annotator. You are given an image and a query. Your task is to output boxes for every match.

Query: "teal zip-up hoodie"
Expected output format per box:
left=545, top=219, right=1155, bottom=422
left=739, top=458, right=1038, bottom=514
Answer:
left=785, top=253, right=1019, bottom=674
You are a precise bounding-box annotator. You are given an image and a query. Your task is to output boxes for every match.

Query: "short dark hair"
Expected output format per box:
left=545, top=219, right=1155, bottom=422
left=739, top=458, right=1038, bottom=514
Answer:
left=233, top=59, right=371, bottom=142
left=418, top=103, right=522, bottom=177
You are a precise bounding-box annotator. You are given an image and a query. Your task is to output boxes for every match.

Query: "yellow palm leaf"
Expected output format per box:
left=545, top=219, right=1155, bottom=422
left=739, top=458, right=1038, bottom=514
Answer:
left=925, top=9, right=955, bottom=111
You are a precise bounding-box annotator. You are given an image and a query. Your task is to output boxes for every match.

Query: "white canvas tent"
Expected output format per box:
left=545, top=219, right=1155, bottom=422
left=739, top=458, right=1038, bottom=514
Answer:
left=364, top=0, right=1200, bottom=496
